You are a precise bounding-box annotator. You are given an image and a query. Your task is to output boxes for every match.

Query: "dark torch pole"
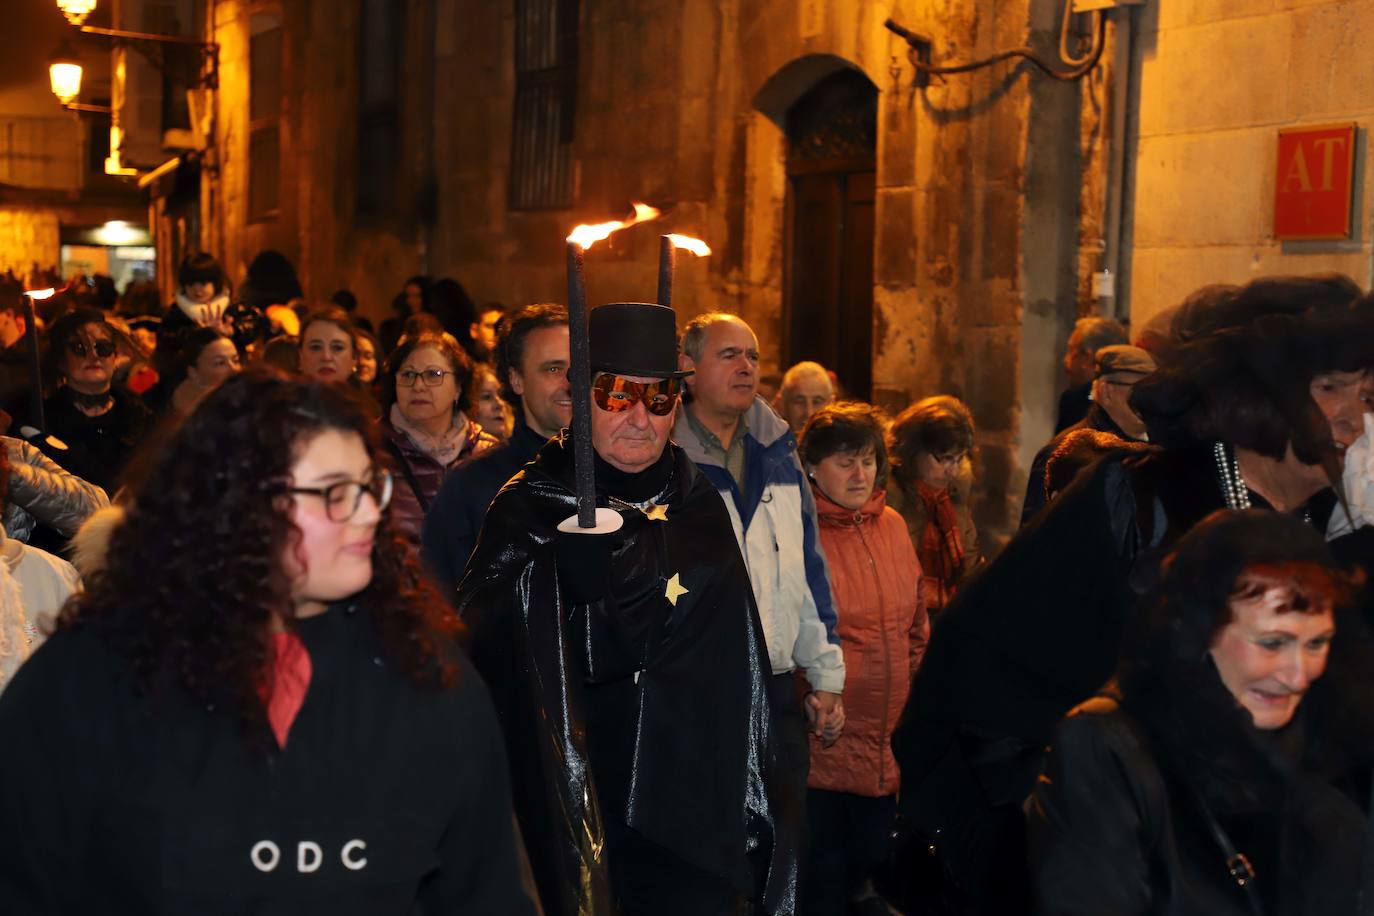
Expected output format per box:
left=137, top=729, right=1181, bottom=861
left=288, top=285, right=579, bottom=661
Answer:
left=565, top=240, right=597, bottom=528
left=21, top=294, right=45, bottom=436
left=657, top=235, right=675, bottom=307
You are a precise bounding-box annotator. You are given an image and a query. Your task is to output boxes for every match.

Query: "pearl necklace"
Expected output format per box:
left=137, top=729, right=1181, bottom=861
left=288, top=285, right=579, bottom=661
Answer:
left=1213, top=441, right=1252, bottom=510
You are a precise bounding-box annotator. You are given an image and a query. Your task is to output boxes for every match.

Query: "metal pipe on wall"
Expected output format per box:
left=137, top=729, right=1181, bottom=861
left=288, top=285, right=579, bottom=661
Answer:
left=1100, top=5, right=1134, bottom=321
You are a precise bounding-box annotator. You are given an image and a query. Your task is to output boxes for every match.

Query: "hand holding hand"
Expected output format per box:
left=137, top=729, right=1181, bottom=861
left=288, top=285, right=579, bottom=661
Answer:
left=805, top=690, right=844, bottom=745
left=820, top=698, right=845, bottom=746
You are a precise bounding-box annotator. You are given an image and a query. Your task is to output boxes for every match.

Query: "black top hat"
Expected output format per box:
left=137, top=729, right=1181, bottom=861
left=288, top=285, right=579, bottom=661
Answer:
left=589, top=302, right=693, bottom=379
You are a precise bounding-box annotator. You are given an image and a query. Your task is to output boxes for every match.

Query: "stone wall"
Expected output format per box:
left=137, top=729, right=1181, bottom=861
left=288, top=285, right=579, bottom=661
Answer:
left=0, top=209, right=61, bottom=275
left=1127, top=0, right=1374, bottom=328
left=433, top=0, right=1101, bottom=538
left=201, top=0, right=1113, bottom=540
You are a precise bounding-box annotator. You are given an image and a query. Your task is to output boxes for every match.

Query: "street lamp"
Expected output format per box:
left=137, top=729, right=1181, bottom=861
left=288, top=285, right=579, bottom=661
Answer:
left=47, top=42, right=111, bottom=113
left=56, top=0, right=98, bottom=27
left=48, top=43, right=83, bottom=106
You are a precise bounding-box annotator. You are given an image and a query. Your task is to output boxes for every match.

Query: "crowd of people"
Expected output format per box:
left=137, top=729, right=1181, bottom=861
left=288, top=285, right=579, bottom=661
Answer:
left=0, top=252, right=1369, bottom=916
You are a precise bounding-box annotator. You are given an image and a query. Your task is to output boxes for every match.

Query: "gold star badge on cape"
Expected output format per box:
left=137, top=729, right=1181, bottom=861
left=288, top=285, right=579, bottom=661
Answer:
left=664, top=573, right=689, bottom=607
left=642, top=502, right=669, bottom=522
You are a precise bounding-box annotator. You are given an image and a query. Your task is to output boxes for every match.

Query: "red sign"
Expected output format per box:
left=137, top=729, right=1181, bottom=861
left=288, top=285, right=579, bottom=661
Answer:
left=1274, top=123, right=1356, bottom=240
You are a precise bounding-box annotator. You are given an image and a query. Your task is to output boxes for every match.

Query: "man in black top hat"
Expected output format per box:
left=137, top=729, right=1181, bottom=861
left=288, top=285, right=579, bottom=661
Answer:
left=456, top=302, right=797, bottom=916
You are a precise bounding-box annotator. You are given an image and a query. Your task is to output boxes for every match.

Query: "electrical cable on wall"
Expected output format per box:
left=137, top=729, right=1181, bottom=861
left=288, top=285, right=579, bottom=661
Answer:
left=885, top=0, right=1107, bottom=83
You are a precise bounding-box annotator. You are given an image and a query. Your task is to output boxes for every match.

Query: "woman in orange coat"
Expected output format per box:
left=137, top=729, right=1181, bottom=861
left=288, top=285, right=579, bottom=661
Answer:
left=799, top=402, right=929, bottom=916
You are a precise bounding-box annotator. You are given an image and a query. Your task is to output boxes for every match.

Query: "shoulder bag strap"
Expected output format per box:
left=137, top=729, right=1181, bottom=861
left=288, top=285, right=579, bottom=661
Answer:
left=1181, top=780, right=1266, bottom=916
left=382, top=436, right=431, bottom=514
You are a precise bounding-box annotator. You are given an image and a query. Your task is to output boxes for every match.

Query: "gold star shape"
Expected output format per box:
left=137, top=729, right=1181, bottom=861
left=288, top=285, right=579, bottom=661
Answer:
left=642, top=502, right=669, bottom=522
left=664, top=573, right=689, bottom=607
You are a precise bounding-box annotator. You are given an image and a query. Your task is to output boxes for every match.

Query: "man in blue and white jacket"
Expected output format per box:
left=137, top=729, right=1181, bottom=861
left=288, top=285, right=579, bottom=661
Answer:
left=675, top=313, right=845, bottom=817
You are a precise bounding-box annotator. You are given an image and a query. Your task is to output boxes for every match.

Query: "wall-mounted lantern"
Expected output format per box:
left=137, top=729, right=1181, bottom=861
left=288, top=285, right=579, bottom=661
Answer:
left=56, top=0, right=98, bottom=27
left=48, top=42, right=83, bottom=105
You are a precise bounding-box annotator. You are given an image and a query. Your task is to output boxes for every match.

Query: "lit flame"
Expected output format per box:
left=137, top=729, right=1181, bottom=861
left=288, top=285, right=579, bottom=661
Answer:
left=666, top=234, right=711, bottom=257
left=567, top=201, right=662, bottom=250
left=23, top=288, right=55, bottom=300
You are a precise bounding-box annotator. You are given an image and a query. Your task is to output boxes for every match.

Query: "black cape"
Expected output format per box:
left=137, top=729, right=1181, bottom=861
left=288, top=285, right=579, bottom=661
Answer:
left=455, top=434, right=797, bottom=915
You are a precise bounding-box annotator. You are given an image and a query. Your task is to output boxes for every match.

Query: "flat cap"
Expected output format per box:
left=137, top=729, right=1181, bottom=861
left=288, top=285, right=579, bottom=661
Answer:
left=1095, top=344, right=1157, bottom=382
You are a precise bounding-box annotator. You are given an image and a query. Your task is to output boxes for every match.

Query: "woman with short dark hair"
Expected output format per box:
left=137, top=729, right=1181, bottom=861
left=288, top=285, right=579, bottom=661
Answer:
left=0, top=370, right=536, bottom=913
left=379, top=332, right=497, bottom=542
left=164, top=327, right=241, bottom=417
left=1028, top=509, right=1372, bottom=915
left=800, top=401, right=927, bottom=915
left=42, top=308, right=151, bottom=495
left=157, top=253, right=232, bottom=379
left=886, top=395, right=981, bottom=622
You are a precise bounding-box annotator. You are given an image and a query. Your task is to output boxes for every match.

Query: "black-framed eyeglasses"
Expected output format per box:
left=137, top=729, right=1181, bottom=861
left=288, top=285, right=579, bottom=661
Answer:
left=67, top=338, right=116, bottom=360
left=592, top=373, right=681, bottom=416
left=396, top=368, right=455, bottom=388
left=287, top=468, right=394, bottom=522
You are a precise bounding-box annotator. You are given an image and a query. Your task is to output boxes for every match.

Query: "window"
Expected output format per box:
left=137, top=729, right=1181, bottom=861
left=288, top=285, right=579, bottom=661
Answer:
left=249, top=14, right=283, bottom=221
left=509, top=0, right=578, bottom=210
left=356, top=0, right=404, bottom=217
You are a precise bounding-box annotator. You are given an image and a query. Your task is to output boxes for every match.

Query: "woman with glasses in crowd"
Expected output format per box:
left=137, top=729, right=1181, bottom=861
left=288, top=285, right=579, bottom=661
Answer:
left=0, top=370, right=536, bottom=914
left=42, top=307, right=152, bottom=495
left=886, top=395, right=982, bottom=623
left=379, top=332, right=498, bottom=543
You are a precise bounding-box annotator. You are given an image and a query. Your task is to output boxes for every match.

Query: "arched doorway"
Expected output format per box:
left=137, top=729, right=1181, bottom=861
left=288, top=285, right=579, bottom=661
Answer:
left=783, top=69, right=877, bottom=399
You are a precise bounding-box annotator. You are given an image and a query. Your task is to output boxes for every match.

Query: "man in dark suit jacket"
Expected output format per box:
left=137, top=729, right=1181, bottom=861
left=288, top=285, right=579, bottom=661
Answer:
left=421, top=303, right=570, bottom=593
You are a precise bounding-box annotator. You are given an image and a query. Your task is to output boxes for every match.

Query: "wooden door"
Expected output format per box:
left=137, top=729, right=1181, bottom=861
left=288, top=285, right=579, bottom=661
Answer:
left=784, top=69, right=877, bottom=399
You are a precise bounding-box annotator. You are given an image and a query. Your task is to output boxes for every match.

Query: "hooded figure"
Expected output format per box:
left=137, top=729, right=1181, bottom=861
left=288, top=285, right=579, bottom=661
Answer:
left=455, top=302, right=798, bottom=915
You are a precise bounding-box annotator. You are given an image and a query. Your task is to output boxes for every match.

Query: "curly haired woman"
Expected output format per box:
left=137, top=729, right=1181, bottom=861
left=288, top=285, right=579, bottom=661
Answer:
left=0, top=370, right=536, bottom=914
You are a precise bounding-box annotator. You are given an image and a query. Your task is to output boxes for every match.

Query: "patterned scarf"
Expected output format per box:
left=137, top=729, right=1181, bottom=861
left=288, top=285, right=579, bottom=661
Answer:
left=390, top=402, right=469, bottom=467
left=915, top=479, right=964, bottom=611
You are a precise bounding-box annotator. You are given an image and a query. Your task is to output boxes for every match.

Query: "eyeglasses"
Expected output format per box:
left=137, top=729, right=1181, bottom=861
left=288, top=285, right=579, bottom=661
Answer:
left=287, top=468, right=394, bottom=522
left=396, top=368, right=455, bottom=388
left=67, top=338, right=116, bottom=360
left=933, top=452, right=966, bottom=468
left=592, top=373, right=681, bottom=416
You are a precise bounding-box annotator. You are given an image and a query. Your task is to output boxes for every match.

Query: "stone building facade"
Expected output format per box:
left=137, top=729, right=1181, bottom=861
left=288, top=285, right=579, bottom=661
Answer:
left=0, top=2, right=143, bottom=281
left=1126, top=0, right=1374, bottom=327
left=188, top=0, right=1130, bottom=542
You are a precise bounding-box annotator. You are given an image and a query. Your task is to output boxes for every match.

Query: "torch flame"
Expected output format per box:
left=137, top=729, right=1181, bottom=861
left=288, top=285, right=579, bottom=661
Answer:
left=23, top=288, right=55, bottom=300
left=567, top=201, right=663, bottom=250
left=665, top=234, right=711, bottom=257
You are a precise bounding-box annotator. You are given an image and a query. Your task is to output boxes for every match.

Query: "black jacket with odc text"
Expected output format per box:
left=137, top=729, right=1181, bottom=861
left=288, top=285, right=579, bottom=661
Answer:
left=0, top=601, right=537, bottom=915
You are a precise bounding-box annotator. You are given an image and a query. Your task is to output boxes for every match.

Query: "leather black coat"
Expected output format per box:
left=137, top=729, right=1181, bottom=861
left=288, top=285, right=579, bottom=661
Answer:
left=455, top=433, right=797, bottom=915
left=1028, top=662, right=1374, bottom=916
left=892, top=447, right=1339, bottom=908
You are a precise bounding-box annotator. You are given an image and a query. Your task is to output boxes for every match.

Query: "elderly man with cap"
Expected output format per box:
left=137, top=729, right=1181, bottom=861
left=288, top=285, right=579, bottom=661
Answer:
left=1020, top=344, right=1157, bottom=525
left=455, top=302, right=796, bottom=916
